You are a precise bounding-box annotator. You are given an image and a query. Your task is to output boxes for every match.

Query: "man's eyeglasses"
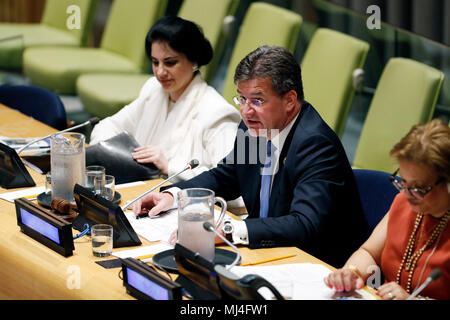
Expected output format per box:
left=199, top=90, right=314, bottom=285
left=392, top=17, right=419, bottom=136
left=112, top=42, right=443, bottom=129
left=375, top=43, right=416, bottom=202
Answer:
left=389, top=168, right=444, bottom=199
left=233, top=96, right=265, bottom=108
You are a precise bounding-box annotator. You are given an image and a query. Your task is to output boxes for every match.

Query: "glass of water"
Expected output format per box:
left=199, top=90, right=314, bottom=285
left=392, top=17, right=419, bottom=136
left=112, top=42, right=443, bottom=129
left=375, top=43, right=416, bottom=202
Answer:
left=94, top=174, right=115, bottom=201
left=91, top=224, right=113, bottom=257
left=85, top=165, right=105, bottom=194
left=45, top=172, right=52, bottom=195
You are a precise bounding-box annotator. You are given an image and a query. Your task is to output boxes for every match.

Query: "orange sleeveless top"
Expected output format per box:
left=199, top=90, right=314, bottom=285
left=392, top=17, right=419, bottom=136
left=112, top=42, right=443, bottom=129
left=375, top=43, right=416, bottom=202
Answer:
left=381, top=193, right=450, bottom=300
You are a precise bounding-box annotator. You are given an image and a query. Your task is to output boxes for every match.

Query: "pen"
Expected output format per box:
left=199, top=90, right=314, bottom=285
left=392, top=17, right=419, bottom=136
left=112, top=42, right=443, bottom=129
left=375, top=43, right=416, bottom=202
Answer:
left=21, top=159, right=44, bottom=174
left=23, top=194, right=38, bottom=201
left=241, top=254, right=296, bottom=266
left=136, top=253, right=155, bottom=260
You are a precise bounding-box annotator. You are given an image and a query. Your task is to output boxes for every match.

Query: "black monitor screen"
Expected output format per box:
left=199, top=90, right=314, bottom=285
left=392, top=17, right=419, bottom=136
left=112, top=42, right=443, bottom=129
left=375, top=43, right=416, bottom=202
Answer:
left=126, top=267, right=170, bottom=300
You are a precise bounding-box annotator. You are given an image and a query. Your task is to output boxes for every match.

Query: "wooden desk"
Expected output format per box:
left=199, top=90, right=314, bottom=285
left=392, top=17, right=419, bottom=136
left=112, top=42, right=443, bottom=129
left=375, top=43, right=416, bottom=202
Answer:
left=0, top=181, right=332, bottom=300
left=0, top=104, right=374, bottom=300
left=0, top=104, right=54, bottom=186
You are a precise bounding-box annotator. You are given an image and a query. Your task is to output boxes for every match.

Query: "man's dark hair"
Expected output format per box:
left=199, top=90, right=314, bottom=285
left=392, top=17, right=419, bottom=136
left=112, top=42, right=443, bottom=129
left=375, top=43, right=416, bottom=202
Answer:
left=234, top=46, right=304, bottom=101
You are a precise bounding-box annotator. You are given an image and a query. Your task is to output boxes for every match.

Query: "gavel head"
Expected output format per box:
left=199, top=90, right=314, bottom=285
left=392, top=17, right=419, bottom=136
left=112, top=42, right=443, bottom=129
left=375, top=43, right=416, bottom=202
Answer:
left=51, top=197, right=72, bottom=215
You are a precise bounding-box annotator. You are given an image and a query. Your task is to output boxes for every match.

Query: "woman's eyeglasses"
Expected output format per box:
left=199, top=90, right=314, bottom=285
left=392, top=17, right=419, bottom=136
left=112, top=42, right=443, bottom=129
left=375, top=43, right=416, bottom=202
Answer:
left=389, top=169, right=444, bottom=199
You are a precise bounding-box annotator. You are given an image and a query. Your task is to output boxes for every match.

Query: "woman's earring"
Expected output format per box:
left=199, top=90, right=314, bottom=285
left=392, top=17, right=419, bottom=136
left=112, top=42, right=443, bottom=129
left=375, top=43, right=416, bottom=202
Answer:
left=192, top=64, right=199, bottom=72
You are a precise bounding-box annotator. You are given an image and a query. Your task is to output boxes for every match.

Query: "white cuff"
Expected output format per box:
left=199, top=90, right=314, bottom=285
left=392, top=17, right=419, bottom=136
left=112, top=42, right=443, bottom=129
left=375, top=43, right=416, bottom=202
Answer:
left=231, top=219, right=249, bottom=245
left=162, top=187, right=181, bottom=210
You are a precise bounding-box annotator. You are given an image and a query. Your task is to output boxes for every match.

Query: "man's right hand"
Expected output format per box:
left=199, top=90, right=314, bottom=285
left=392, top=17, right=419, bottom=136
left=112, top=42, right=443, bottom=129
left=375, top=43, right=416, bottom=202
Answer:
left=132, top=192, right=174, bottom=218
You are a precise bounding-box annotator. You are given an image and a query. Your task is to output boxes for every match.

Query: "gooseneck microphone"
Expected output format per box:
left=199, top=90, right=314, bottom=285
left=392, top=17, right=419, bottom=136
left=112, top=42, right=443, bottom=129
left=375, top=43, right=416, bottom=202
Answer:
left=17, top=117, right=101, bottom=154
left=407, top=268, right=442, bottom=300
left=122, top=159, right=199, bottom=212
left=203, top=221, right=241, bottom=269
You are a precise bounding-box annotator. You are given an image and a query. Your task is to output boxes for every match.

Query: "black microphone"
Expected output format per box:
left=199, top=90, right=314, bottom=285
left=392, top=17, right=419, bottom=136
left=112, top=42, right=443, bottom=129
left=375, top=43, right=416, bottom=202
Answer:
left=122, top=159, right=199, bottom=212
left=407, top=268, right=442, bottom=300
left=203, top=221, right=241, bottom=269
left=17, top=117, right=100, bottom=154
left=203, top=221, right=285, bottom=300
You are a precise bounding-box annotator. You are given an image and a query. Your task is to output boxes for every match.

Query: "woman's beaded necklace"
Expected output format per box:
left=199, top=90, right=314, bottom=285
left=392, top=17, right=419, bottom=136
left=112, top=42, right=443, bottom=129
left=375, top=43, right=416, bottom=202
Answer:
left=396, top=210, right=450, bottom=293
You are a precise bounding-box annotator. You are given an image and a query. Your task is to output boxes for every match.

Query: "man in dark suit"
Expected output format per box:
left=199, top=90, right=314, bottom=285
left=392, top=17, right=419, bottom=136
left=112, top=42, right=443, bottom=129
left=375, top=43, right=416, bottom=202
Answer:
left=134, top=46, right=368, bottom=267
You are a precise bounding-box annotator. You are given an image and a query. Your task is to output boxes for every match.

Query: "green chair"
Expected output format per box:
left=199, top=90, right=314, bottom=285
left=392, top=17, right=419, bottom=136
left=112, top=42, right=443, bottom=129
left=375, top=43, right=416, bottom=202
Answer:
left=352, top=57, right=444, bottom=173
left=0, top=0, right=98, bottom=70
left=222, top=2, right=302, bottom=105
left=76, top=0, right=239, bottom=119
left=22, top=0, right=167, bottom=94
left=178, top=0, right=239, bottom=82
left=301, top=28, right=369, bottom=137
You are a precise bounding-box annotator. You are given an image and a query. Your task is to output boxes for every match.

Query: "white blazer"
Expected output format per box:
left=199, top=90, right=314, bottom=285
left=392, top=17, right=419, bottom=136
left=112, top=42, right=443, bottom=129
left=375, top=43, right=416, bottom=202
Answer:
left=90, top=74, right=240, bottom=183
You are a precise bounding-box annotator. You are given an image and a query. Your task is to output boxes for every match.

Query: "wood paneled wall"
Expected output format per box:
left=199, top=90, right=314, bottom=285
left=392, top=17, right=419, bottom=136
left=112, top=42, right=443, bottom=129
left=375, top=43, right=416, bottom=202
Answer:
left=0, top=0, right=46, bottom=23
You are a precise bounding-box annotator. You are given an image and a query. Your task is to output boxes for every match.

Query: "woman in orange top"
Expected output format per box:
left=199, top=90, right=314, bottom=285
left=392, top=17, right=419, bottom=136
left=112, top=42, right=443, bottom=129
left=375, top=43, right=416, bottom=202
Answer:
left=324, top=119, right=450, bottom=300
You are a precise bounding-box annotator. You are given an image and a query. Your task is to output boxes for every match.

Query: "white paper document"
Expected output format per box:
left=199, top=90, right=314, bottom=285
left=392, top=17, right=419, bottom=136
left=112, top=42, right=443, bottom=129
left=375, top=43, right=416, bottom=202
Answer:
left=115, top=181, right=146, bottom=190
left=124, top=208, right=223, bottom=243
left=124, top=209, right=179, bottom=242
left=230, top=263, right=376, bottom=300
left=113, top=243, right=173, bottom=260
left=0, top=136, right=50, bottom=153
left=0, top=186, right=46, bottom=202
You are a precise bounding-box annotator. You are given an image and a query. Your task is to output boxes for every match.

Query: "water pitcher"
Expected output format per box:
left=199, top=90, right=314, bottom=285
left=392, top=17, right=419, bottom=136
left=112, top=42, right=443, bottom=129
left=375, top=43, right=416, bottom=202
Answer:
left=177, top=188, right=227, bottom=262
left=50, top=132, right=85, bottom=203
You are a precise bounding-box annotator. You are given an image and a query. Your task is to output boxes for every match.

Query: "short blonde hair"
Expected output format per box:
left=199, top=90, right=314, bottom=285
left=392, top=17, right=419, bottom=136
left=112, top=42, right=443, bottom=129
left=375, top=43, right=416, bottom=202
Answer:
left=390, top=118, right=450, bottom=182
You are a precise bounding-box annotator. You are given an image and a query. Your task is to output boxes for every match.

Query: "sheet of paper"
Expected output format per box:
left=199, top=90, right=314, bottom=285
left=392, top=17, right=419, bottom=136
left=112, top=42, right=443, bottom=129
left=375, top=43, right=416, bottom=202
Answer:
left=0, top=136, right=50, bottom=152
left=124, top=208, right=223, bottom=243
left=115, top=181, right=146, bottom=190
left=113, top=243, right=173, bottom=260
left=0, top=186, right=46, bottom=202
left=229, top=263, right=376, bottom=300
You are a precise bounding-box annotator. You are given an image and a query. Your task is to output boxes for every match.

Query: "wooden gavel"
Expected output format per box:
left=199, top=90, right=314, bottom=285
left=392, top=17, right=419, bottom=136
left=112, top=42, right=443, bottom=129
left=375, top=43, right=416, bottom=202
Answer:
left=50, top=197, right=72, bottom=215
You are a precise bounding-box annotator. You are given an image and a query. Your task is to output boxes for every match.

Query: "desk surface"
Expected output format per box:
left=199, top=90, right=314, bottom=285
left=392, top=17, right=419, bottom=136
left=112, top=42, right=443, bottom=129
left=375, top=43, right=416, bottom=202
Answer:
left=0, top=104, right=375, bottom=300
left=0, top=180, right=332, bottom=299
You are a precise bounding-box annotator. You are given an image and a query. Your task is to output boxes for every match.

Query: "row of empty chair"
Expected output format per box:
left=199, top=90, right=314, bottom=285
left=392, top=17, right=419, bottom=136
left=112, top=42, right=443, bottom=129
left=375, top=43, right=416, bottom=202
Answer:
left=0, top=0, right=98, bottom=70
left=0, top=1, right=445, bottom=175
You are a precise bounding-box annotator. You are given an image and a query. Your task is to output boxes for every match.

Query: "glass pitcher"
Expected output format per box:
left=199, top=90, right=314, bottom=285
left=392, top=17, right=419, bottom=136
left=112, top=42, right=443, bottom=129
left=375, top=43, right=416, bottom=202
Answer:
left=177, top=188, right=227, bottom=262
left=50, top=132, right=85, bottom=203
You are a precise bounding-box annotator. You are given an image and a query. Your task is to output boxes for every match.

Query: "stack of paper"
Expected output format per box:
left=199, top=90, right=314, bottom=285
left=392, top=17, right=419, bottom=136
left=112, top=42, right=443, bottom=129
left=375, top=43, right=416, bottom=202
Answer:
left=0, top=136, right=50, bottom=153
left=0, top=186, right=46, bottom=202
left=124, top=208, right=223, bottom=243
left=230, top=263, right=375, bottom=300
left=113, top=243, right=173, bottom=261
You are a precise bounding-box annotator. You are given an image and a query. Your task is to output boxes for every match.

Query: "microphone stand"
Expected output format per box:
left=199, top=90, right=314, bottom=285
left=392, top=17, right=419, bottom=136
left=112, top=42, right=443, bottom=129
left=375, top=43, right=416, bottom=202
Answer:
left=121, top=160, right=199, bottom=211
left=203, top=221, right=241, bottom=269
left=17, top=117, right=100, bottom=154
left=407, top=268, right=441, bottom=300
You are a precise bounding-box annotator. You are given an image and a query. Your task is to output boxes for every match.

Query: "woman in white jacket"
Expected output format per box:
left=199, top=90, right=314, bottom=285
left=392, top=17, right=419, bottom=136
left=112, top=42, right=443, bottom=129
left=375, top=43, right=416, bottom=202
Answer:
left=90, top=16, right=240, bottom=182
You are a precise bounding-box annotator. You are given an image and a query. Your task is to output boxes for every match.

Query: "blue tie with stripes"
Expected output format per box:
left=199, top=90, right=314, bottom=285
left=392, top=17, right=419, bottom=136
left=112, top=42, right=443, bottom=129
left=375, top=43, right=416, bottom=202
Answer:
left=260, top=140, right=275, bottom=218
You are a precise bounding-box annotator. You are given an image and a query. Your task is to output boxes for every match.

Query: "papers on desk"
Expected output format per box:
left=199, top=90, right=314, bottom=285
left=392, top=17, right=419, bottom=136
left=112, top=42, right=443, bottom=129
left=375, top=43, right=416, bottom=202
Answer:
left=113, top=243, right=173, bottom=261
left=124, top=209, right=178, bottom=242
left=0, top=136, right=50, bottom=154
left=229, top=263, right=376, bottom=300
left=115, top=181, right=146, bottom=190
left=0, top=186, right=45, bottom=202
left=124, top=208, right=223, bottom=243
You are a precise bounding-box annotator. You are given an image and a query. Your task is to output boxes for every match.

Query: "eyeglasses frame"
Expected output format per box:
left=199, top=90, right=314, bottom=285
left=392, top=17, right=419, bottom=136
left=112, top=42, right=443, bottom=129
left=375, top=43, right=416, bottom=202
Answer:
left=389, top=168, right=444, bottom=199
